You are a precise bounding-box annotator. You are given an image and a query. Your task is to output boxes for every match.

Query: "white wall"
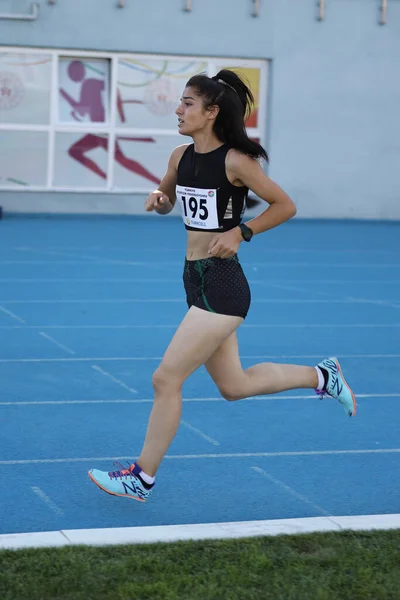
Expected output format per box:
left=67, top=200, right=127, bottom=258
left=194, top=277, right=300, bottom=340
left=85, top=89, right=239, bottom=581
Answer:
left=0, top=0, right=399, bottom=219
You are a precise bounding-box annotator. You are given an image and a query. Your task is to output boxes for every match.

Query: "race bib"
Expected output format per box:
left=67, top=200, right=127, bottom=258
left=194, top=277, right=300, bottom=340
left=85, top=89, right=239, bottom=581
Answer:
left=176, top=185, right=219, bottom=230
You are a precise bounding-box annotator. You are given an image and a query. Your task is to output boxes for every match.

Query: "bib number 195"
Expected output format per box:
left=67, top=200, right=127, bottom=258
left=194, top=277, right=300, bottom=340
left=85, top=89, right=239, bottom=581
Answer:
left=181, top=196, right=209, bottom=221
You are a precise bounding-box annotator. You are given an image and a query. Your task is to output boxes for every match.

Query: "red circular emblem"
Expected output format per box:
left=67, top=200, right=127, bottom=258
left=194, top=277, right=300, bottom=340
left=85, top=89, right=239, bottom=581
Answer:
left=0, top=72, right=25, bottom=110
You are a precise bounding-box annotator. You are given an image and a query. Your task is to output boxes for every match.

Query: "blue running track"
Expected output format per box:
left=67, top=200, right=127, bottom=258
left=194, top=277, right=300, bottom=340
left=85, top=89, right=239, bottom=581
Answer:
left=0, top=214, right=399, bottom=535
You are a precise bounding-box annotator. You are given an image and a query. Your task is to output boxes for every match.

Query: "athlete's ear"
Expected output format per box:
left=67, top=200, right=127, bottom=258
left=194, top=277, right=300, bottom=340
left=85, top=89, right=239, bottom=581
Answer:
left=206, top=104, right=220, bottom=121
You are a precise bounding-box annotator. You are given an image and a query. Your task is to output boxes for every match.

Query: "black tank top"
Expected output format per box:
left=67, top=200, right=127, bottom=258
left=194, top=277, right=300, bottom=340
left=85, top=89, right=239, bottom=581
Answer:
left=176, top=144, right=248, bottom=232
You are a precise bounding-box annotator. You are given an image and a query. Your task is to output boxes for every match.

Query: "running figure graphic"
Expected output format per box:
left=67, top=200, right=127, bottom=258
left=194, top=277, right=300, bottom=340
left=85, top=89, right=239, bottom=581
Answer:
left=59, top=60, right=161, bottom=184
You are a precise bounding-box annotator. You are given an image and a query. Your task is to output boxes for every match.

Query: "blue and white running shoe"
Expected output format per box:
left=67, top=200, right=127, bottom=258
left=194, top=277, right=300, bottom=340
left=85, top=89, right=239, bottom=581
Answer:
left=316, top=357, right=357, bottom=417
left=88, top=462, right=153, bottom=502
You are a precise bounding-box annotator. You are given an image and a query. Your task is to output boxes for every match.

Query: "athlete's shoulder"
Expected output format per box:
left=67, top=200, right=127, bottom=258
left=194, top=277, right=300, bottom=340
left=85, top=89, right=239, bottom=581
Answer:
left=171, top=143, right=192, bottom=163
left=168, top=144, right=192, bottom=172
left=226, top=148, right=258, bottom=168
left=225, top=149, right=261, bottom=186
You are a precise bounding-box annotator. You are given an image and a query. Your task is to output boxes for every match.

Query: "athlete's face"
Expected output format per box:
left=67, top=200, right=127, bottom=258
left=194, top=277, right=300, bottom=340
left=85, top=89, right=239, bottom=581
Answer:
left=175, top=87, right=217, bottom=136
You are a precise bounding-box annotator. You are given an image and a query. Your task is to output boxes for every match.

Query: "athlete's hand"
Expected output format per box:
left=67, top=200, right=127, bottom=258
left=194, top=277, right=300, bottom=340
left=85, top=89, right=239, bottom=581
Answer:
left=208, top=227, right=243, bottom=259
left=145, top=190, right=171, bottom=213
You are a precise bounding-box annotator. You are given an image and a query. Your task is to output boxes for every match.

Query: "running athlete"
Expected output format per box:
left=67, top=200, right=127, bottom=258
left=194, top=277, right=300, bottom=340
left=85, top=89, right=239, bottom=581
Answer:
left=89, top=70, right=356, bottom=502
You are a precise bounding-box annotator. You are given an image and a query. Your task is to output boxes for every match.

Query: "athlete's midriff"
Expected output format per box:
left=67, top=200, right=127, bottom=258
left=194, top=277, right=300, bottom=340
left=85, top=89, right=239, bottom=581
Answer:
left=176, top=145, right=247, bottom=259
left=185, top=230, right=221, bottom=260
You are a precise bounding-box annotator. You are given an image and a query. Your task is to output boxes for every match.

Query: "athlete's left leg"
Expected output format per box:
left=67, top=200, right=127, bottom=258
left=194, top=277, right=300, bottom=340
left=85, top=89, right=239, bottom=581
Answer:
left=205, top=331, right=318, bottom=400
left=205, top=332, right=356, bottom=416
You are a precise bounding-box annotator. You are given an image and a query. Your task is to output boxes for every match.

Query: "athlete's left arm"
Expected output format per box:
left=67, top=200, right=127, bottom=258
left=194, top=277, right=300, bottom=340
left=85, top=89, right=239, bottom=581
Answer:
left=227, top=150, right=297, bottom=235
left=208, top=152, right=297, bottom=258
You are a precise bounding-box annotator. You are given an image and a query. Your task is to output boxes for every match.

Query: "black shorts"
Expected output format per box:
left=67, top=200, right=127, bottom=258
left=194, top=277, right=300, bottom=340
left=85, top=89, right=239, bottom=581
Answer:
left=183, top=255, right=251, bottom=319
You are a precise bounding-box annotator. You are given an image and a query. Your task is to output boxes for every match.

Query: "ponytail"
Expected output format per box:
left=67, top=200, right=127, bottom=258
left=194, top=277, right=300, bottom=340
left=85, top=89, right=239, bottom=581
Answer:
left=186, top=69, right=268, bottom=162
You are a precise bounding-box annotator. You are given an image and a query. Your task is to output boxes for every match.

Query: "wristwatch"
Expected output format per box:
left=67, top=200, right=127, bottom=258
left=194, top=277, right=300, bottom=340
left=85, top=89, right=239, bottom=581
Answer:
left=239, top=223, right=254, bottom=242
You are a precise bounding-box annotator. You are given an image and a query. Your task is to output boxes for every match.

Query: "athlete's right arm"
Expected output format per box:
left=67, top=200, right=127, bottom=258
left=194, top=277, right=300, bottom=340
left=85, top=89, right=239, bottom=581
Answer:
left=144, top=145, right=188, bottom=215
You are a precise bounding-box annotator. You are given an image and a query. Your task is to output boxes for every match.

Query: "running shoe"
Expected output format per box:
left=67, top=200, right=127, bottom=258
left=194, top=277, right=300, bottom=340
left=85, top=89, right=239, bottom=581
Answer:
left=316, top=356, right=357, bottom=417
left=88, top=462, right=153, bottom=502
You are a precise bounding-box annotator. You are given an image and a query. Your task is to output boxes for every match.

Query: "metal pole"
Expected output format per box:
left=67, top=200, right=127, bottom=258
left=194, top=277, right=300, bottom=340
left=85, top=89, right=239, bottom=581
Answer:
left=118, top=0, right=125, bottom=7
left=380, top=0, right=387, bottom=25
left=253, top=0, right=260, bottom=18
left=317, top=0, right=325, bottom=21
left=0, top=3, right=40, bottom=21
left=184, top=0, right=192, bottom=12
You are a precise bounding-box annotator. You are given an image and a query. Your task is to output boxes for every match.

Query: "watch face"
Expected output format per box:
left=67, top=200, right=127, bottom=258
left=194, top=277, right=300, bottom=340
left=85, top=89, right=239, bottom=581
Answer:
left=241, top=225, right=252, bottom=241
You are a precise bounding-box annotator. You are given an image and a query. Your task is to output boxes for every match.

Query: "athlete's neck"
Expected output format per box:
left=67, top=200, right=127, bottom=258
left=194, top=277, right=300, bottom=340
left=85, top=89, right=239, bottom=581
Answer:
left=192, top=132, right=224, bottom=155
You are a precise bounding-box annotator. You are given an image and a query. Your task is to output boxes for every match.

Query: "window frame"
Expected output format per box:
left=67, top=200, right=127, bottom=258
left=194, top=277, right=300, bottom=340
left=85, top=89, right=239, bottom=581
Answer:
left=0, top=47, right=269, bottom=193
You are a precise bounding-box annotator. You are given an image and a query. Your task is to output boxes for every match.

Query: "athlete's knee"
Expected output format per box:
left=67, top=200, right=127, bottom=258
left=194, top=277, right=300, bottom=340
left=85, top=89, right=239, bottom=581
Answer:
left=152, top=363, right=183, bottom=394
left=218, top=382, right=246, bottom=402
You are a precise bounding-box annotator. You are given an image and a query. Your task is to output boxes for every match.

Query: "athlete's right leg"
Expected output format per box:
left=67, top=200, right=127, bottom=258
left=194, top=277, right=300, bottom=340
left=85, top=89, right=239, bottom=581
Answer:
left=136, top=307, right=243, bottom=476
left=88, top=306, right=243, bottom=500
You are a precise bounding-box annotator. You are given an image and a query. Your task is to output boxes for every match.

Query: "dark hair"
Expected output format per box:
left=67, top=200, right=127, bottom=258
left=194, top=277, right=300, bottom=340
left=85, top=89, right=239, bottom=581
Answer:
left=185, top=69, right=268, bottom=162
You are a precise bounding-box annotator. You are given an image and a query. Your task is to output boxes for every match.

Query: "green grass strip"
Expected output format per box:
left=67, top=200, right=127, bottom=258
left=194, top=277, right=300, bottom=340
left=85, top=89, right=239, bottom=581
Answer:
left=0, top=530, right=399, bottom=599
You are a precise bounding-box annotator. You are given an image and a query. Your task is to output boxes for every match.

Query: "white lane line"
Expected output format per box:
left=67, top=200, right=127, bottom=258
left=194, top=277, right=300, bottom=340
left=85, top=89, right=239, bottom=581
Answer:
left=346, top=297, right=400, bottom=310
left=255, top=279, right=400, bottom=285
left=31, top=486, right=64, bottom=516
left=0, top=278, right=181, bottom=283
left=2, top=514, right=400, bottom=549
left=0, top=392, right=397, bottom=407
left=0, top=353, right=398, bottom=363
left=13, top=246, right=183, bottom=253
left=1, top=323, right=400, bottom=330
left=1, top=324, right=178, bottom=330
left=91, top=365, right=137, bottom=394
left=242, top=323, right=400, bottom=328
left=251, top=466, right=332, bottom=518
left=1, top=448, right=400, bottom=465
left=257, top=280, right=333, bottom=299
left=0, top=260, right=179, bottom=270
left=0, top=278, right=399, bottom=284
left=11, top=246, right=399, bottom=254
left=0, top=356, right=151, bottom=363
left=181, top=420, right=220, bottom=446
left=39, top=332, right=75, bottom=355
left=0, top=298, right=182, bottom=304
left=0, top=277, right=400, bottom=285
left=257, top=279, right=400, bottom=313
left=18, top=248, right=108, bottom=262
left=0, top=305, right=25, bottom=324
left=2, top=260, right=400, bottom=267
left=2, top=298, right=400, bottom=304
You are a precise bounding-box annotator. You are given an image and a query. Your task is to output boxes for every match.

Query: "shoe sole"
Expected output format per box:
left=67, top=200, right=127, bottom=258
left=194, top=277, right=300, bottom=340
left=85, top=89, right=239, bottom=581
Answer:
left=334, top=357, right=357, bottom=417
left=88, top=471, right=146, bottom=502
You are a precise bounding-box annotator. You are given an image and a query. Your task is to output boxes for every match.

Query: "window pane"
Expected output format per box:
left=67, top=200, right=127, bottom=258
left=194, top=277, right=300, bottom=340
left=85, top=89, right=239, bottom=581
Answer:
left=116, top=59, right=206, bottom=129
left=54, top=132, right=109, bottom=188
left=0, top=52, right=52, bottom=125
left=113, top=134, right=190, bottom=190
left=58, top=58, right=110, bottom=124
left=0, top=131, right=48, bottom=187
